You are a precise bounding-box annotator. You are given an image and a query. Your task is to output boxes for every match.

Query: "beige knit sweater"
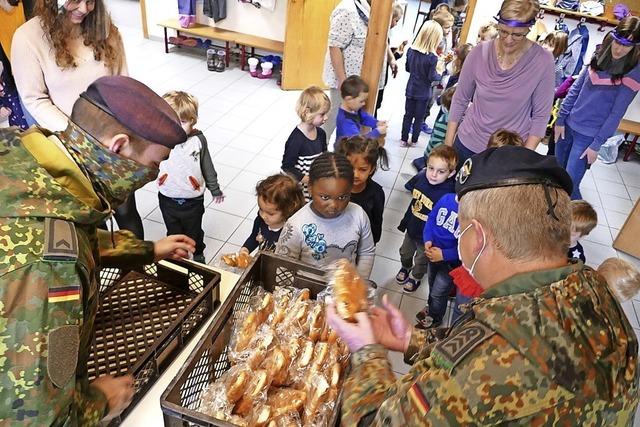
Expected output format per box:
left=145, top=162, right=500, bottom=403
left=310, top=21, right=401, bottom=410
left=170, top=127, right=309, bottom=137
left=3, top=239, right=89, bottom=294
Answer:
left=11, top=17, right=128, bottom=131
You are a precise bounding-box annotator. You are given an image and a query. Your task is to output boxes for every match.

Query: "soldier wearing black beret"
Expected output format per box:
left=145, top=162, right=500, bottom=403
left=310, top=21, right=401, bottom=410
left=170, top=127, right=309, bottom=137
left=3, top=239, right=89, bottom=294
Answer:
left=0, top=76, right=199, bottom=425
left=330, top=146, right=639, bottom=426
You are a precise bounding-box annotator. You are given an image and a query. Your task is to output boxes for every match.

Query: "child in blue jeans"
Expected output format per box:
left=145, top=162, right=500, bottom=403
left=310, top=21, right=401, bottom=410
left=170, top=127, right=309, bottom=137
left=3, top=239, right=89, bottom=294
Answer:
left=416, top=192, right=461, bottom=328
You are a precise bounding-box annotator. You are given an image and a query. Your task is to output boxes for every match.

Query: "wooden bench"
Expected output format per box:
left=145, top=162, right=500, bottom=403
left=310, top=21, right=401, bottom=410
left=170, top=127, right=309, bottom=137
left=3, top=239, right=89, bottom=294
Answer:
left=158, top=19, right=238, bottom=66
left=618, top=119, right=640, bottom=161
left=158, top=19, right=284, bottom=70
left=233, top=33, right=284, bottom=71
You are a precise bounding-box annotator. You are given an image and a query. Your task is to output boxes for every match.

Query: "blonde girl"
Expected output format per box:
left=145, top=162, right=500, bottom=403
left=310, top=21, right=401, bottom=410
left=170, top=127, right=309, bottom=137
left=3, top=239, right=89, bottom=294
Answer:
left=281, top=86, right=330, bottom=198
left=401, top=20, right=444, bottom=146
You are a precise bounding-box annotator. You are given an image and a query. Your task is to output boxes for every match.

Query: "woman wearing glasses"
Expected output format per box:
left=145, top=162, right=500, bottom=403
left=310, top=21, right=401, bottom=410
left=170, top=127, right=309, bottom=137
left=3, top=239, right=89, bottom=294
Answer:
left=555, top=16, right=640, bottom=200
left=443, top=0, right=555, bottom=164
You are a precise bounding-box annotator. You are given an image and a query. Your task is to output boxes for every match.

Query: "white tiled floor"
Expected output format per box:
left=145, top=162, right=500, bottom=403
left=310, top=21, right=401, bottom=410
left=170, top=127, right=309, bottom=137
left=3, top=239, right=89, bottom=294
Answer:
left=108, top=0, right=640, bottom=377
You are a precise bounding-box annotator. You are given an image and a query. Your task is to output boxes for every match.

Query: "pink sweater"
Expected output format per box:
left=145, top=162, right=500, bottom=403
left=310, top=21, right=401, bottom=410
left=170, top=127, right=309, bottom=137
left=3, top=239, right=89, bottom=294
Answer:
left=11, top=17, right=127, bottom=131
left=449, top=40, right=555, bottom=153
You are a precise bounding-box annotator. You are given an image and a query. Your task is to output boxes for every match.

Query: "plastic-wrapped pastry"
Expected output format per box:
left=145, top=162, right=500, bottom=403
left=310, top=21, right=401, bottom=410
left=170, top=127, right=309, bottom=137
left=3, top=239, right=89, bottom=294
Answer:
left=233, top=369, right=270, bottom=417
left=222, top=251, right=253, bottom=268
left=310, top=342, right=329, bottom=372
left=307, top=303, right=325, bottom=342
left=331, top=259, right=368, bottom=322
left=233, top=311, right=261, bottom=354
left=249, top=404, right=272, bottom=427
left=303, top=373, right=330, bottom=425
left=266, top=411, right=302, bottom=427
left=224, top=365, right=251, bottom=404
left=263, top=347, right=290, bottom=387
left=266, top=388, right=307, bottom=419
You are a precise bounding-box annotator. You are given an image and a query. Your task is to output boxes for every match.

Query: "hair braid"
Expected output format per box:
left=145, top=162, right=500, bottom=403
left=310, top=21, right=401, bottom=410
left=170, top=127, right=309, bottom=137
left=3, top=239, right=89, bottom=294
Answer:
left=309, top=152, right=354, bottom=185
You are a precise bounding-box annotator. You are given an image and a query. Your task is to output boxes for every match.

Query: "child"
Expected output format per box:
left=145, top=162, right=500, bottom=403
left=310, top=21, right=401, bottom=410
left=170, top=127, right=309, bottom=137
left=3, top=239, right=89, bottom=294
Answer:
left=425, top=86, right=456, bottom=156
left=281, top=86, right=330, bottom=199
left=477, top=22, right=498, bottom=42
left=335, top=75, right=388, bottom=142
left=416, top=191, right=461, bottom=328
left=402, top=20, right=444, bottom=147
left=335, top=135, right=387, bottom=244
left=397, top=145, right=457, bottom=292
left=158, top=91, right=224, bottom=264
left=241, top=174, right=305, bottom=255
left=487, top=129, right=524, bottom=148
left=276, top=152, right=376, bottom=279
left=598, top=257, right=640, bottom=302
left=445, top=43, right=473, bottom=89
left=569, top=200, right=598, bottom=263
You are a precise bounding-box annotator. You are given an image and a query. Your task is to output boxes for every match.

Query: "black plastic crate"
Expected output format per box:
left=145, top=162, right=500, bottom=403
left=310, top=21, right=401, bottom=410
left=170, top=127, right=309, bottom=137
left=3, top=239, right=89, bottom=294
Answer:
left=89, top=259, right=221, bottom=425
left=160, top=252, right=341, bottom=427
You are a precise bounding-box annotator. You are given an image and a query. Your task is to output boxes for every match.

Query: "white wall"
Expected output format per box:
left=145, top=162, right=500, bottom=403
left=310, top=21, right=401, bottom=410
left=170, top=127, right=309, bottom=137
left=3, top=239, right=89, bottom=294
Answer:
left=144, top=0, right=287, bottom=41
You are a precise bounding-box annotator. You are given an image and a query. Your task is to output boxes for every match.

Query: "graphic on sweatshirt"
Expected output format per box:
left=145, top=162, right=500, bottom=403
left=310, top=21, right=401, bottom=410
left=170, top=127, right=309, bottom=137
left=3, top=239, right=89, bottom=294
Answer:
left=302, top=223, right=327, bottom=260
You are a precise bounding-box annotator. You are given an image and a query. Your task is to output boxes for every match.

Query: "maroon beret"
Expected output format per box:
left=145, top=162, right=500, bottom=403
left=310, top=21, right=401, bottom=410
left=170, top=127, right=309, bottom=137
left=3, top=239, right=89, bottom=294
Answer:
left=80, top=76, right=187, bottom=148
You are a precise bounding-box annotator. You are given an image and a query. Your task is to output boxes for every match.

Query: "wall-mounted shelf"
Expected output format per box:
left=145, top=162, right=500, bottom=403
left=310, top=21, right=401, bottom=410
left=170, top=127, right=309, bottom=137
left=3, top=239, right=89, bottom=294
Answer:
left=540, top=5, right=619, bottom=28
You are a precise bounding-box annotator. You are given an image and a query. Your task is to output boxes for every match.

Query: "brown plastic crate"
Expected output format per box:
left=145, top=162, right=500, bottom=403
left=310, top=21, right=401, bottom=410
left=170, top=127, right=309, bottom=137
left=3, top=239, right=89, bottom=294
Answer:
left=89, top=259, right=221, bottom=426
left=160, top=252, right=341, bottom=427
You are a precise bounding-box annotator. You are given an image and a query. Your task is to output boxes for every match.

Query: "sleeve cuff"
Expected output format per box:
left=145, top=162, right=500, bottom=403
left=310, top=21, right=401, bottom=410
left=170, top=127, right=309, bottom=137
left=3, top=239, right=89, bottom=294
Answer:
left=555, top=116, right=566, bottom=127
left=404, top=327, right=427, bottom=364
left=351, top=344, right=388, bottom=368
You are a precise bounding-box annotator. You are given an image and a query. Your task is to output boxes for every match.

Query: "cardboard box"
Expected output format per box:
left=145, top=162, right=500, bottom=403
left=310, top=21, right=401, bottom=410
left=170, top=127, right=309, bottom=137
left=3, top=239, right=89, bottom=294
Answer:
left=613, top=199, right=640, bottom=259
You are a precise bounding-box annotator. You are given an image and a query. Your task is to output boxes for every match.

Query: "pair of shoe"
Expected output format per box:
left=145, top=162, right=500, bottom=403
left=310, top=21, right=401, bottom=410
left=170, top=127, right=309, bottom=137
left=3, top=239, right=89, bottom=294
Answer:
left=248, top=56, right=275, bottom=79
left=395, top=268, right=421, bottom=293
left=401, top=140, right=417, bottom=147
left=207, top=49, right=226, bottom=72
left=414, top=307, right=441, bottom=329
left=168, top=35, right=199, bottom=47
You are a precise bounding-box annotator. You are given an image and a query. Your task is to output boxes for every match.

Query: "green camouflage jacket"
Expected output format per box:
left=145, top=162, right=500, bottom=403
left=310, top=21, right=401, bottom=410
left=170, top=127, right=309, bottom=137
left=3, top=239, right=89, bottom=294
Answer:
left=0, top=127, right=155, bottom=425
left=342, top=263, right=640, bottom=426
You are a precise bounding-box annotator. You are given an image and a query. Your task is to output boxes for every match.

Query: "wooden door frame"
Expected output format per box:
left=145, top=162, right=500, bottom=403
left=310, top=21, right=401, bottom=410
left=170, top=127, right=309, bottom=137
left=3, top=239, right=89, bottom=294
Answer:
left=361, top=0, right=393, bottom=114
left=458, top=0, right=477, bottom=44
left=140, top=0, right=149, bottom=38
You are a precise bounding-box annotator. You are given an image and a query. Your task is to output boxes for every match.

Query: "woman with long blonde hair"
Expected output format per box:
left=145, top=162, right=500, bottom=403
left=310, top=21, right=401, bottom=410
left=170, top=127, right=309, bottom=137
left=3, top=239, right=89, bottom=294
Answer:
left=401, top=20, right=444, bottom=147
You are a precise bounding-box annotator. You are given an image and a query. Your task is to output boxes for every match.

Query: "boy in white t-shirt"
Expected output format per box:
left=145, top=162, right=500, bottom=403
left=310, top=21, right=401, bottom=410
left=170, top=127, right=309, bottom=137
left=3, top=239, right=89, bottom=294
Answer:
left=158, top=91, right=224, bottom=263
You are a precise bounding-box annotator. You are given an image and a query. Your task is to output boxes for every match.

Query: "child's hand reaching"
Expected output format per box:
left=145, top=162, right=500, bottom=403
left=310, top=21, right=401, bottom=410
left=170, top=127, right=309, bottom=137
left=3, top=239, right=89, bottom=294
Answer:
left=398, top=40, right=408, bottom=54
left=213, top=194, right=225, bottom=204
left=376, top=120, right=388, bottom=135
left=426, top=246, right=444, bottom=262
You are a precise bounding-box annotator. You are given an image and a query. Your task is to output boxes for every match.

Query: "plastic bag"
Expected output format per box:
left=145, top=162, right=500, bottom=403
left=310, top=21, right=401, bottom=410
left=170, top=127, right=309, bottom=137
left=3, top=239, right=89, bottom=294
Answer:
left=598, top=134, right=625, bottom=164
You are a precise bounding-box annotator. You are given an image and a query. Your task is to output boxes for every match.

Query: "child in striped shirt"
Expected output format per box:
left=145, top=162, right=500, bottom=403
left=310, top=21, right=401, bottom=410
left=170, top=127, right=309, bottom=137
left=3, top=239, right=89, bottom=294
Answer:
left=281, top=86, right=330, bottom=199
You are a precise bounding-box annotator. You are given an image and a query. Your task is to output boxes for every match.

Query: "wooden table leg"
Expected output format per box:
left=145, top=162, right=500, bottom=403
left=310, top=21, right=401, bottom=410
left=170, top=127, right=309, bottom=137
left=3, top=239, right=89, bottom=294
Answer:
left=241, top=45, right=246, bottom=70
left=623, top=134, right=638, bottom=161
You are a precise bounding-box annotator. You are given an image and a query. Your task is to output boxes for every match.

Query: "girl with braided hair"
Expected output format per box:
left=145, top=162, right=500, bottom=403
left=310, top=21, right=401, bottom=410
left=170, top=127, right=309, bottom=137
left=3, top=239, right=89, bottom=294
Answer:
left=275, top=151, right=375, bottom=279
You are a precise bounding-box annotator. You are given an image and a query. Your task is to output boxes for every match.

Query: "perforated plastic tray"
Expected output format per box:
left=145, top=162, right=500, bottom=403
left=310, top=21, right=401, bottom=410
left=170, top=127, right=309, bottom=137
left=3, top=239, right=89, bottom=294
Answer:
left=160, top=252, right=341, bottom=427
left=89, top=260, right=221, bottom=426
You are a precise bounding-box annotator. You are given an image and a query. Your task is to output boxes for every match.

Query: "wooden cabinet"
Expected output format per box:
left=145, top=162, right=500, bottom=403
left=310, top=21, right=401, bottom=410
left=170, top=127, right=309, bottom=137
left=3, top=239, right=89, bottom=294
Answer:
left=281, top=0, right=341, bottom=90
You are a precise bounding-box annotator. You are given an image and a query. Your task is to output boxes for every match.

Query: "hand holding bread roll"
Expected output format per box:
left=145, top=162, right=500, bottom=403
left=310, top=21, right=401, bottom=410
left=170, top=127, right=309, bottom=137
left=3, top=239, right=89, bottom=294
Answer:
left=331, top=260, right=368, bottom=322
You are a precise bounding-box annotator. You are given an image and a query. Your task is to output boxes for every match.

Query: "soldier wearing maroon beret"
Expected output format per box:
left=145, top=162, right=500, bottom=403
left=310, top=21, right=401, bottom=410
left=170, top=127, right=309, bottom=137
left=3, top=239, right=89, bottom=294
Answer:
left=328, top=146, right=639, bottom=425
left=0, top=76, right=198, bottom=425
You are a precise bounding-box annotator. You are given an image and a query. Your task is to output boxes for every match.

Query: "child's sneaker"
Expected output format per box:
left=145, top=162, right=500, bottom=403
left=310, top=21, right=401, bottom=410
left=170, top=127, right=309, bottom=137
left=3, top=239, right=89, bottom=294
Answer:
left=415, top=316, right=441, bottom=330
left=415, top=306, right=430, bottom=322
left=395, top=267, right=410, bottom=284
left=403, top=278, right=421, bottom=293
left=421, top=123, right=433, bottom=134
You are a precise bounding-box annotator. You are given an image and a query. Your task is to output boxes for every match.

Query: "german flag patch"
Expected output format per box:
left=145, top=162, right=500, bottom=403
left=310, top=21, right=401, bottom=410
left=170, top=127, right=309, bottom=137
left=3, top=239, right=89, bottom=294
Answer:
left=408, top=383, right=431, bottom=416
left=49, top=286, right=81, bottom=303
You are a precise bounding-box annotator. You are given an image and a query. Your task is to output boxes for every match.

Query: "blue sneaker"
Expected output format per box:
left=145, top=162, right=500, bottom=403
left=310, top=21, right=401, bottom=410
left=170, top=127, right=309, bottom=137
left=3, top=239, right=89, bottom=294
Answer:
left=395, top=267, right=411, bottom=285
left=421, top=123, right=433, bottom=134
left=403, top=278, right=421, bottom=293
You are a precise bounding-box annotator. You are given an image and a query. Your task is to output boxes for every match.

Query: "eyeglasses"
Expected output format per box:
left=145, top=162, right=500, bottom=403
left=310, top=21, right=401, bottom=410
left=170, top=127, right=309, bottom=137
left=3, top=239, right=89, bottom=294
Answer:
left=497, top=28, right=529, bottom=41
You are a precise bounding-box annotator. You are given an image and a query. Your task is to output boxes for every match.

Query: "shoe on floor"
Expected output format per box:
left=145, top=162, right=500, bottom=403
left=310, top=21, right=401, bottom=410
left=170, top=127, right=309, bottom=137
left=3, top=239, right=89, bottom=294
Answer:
left=421, top=123, right=433, bottom=134
left=403, top=278, right=421, bottom=293
left=415, top=317, right=441, bottom=330
left=193, top=254, right=206, bottom=264
left=401, top=140, right=410, bottom=147
left=416, top=306, right=430, bottom=322
left=396, top=267, right=411, bottom=284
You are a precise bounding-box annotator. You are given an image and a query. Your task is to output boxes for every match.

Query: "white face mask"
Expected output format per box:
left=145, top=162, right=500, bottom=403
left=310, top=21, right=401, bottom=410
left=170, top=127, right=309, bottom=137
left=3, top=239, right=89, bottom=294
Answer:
left=457, top=222, right=487, bottom=279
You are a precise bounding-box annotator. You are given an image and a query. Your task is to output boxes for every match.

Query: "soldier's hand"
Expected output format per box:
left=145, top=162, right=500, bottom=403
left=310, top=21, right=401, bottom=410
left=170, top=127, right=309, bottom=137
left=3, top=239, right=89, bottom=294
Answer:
left=370, top=294, right=411, bottom=353
left=153, top=235, right=196, bottom=262
left=326, top=303, right=375, bottom=353
left=92, top=375, right=135, bottom=422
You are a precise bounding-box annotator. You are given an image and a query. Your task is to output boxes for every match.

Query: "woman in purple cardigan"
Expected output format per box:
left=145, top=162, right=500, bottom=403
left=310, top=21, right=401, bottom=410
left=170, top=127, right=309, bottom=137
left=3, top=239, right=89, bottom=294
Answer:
left=555, top=16, right=640, bottom=200
left=443, top=0, right=555, bottom=163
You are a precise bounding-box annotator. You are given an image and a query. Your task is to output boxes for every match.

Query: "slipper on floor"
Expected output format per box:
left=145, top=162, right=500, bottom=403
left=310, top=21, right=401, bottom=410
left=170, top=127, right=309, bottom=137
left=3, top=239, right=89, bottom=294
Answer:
left=168, top=35, right=187, bottom=45
left=181, top=37, right=198, bottom=47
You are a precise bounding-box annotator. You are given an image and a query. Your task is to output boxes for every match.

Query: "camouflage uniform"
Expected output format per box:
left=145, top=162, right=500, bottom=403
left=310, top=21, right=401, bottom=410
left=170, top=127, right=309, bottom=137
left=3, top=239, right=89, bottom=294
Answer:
left=342, top=263, right=640, bottom=426
left=0, top=126, right=155, bottom=425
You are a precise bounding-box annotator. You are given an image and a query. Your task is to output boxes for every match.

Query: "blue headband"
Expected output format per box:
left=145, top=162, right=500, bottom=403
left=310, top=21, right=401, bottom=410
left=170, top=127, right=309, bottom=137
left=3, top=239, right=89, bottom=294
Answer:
left=494, top=15, right=535, bottom=28
left=612, top=31, right=639, bottom=46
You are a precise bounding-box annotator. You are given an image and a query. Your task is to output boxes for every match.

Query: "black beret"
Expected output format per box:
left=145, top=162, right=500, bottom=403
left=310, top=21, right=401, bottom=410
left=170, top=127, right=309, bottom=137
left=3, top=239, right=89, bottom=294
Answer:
left=80, top=76, right=186, bottom=148
left=455, top=146, right=573, bottom=198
